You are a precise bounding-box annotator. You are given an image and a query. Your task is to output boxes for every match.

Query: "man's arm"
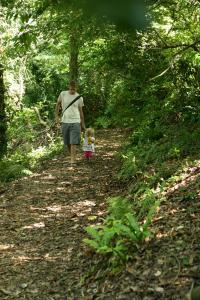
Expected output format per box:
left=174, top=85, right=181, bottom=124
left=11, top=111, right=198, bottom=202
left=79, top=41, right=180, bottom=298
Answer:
left=55, top=96, right=61, bottom=124
left=79, top=105, right=85, bottom=131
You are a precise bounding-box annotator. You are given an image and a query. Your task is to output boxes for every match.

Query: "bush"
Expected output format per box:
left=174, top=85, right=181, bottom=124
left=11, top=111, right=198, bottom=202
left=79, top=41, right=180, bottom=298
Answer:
left=83, top=194, right=159, bottom=266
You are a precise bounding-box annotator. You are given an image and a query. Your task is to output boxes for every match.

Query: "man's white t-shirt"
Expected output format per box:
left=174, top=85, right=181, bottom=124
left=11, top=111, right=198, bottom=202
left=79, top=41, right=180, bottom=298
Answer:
left=59, top=91, right=84, bottom=123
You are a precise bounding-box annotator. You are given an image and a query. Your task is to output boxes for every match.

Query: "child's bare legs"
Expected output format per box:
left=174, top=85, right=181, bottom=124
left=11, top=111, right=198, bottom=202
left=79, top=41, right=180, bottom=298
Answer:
left=84, top=151, right=93, bottom=163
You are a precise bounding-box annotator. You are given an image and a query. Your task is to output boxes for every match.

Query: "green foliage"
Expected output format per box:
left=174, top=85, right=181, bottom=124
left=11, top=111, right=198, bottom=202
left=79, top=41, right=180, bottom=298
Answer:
left=84, top=195, right=159, bottom=265
left=119, top=116, right=200, bottom=189
left=24, top=56, right=68, bottom=119
left=0, top=138, right=62, bottom=182
left=107, top=196, right=132, bottom=219
left=0, top=159, right=30, bottom=182
left=0, top=106, right=63, bottom=182
left=94, top=115, right=112, bottom=128
left=0, top=65, right=7, bottom=158
left=8, top=108, right=38, bottom=143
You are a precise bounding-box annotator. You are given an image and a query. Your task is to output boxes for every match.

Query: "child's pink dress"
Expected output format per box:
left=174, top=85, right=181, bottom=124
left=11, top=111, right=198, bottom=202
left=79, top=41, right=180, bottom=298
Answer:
left=82, top=136, right=95, bottom=159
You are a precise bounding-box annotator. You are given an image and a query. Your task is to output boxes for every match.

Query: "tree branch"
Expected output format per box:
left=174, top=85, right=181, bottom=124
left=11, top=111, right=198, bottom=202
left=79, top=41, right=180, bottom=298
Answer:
left=33, top=107, right=47, bottom=127
left=160, top=39, right=200, bottom=51
left=149, top=39, right=200, bottom=81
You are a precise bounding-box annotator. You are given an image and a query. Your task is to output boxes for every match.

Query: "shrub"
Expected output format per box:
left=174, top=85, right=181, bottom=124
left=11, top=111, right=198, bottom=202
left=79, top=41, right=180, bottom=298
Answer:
left=83, top=195, right=159, bottom=266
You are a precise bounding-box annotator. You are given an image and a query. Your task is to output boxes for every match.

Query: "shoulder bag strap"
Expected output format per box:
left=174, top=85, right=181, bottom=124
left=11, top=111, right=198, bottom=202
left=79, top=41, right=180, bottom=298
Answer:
left=62, top=94, right=82, bottom=116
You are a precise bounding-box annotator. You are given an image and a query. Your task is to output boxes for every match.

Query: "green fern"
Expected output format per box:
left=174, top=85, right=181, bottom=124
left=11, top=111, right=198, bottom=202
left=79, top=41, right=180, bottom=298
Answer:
left=83, top=195, right=159, bottom=264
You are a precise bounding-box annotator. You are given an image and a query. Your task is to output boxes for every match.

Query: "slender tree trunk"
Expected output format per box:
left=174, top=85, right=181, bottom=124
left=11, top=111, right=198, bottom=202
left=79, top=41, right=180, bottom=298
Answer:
left=0, top=64, right=7, bottom=158
left=69, top=33, right=79, bottom=82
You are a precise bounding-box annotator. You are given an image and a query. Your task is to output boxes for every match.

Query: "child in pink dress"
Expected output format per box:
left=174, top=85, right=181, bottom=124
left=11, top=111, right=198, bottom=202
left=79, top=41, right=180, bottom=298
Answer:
left=82, top=128, right=95, bottom=161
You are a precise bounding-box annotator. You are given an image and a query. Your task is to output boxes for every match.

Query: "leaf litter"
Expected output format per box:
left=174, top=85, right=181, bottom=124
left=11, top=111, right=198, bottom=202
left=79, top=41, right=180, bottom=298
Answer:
left=0, top=129, right=200, bottom=299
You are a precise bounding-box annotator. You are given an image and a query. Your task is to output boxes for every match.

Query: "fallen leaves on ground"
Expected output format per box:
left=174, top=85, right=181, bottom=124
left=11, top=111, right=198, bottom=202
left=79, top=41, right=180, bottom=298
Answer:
left=0, top=129, right=200, bottom=300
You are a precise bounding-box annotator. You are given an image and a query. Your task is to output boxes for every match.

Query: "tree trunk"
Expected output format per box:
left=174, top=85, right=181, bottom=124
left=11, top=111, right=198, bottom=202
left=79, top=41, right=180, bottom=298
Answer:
left=0, top=64, right=7, bottom=158
left=69, top=33, right=79, bottom=82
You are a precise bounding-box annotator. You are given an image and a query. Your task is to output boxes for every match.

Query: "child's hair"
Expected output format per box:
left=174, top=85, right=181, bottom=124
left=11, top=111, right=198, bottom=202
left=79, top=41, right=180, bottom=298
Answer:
left=85, top=128, right=94, bottom=137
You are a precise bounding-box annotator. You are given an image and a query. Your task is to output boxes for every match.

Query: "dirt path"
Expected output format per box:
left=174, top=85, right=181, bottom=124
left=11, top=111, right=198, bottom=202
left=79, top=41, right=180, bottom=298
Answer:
left=1, top=129, right=200, bottom=300
left=0, top=129, right=126, bottom=300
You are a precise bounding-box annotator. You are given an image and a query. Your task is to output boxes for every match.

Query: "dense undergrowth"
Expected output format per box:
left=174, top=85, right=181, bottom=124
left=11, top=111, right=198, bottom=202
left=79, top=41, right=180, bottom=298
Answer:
left=0, top=108, right=63, bottom=183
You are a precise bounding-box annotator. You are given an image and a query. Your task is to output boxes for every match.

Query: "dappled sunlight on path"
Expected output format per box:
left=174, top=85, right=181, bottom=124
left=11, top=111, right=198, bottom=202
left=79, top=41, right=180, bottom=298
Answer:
left=1, top=128, right=199, bottom=299
left=0, top=129, right=126, bottom=300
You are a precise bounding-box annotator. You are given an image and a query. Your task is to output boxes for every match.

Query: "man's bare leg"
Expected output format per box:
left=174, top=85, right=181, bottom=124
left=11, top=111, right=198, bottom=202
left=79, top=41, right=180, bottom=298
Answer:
left=70, top=144, right=76, bottom=164
left=67, top=145, right=71, bottom=156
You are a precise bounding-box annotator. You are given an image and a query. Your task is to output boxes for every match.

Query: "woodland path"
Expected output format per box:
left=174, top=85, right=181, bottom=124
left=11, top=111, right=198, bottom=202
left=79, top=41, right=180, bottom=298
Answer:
left=0, top=129, right=127, bottom=300
left=0, top=128, right=200, bottom=300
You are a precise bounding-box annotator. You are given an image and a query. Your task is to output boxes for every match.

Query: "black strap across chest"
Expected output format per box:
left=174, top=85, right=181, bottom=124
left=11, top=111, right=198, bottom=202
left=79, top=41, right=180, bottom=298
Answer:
left=62, top=94, right=82, bottom=116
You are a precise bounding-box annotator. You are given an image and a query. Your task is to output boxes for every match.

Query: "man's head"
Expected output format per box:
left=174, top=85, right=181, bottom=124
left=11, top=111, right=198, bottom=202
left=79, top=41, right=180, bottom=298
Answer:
left=69, top=81, right=76, bottom=95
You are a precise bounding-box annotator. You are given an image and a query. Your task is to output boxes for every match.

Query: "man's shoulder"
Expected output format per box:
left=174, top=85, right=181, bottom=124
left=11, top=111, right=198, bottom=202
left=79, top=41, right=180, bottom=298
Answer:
left=61, top=90, right=68, bottom=95
left=60, top=91, right=71, bottom=99
left=64, top=91, right=80, bottom=96
left=78, top=96, right=84, bottom=106
left=59, top=91, right=66, bottom=97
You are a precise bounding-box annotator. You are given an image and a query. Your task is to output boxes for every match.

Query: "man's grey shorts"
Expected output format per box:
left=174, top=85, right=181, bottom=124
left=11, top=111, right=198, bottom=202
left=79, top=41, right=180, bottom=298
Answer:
left=61, top=123, right=81, bottom=145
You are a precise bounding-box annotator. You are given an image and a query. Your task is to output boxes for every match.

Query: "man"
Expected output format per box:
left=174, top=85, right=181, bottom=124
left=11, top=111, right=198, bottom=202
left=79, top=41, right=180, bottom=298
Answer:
left=55, top=81, right=85, bottom=165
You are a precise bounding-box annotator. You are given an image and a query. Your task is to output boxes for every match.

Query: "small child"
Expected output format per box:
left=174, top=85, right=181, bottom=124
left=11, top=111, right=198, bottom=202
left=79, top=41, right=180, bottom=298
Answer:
left=82, top=128, right=95, bottom=161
